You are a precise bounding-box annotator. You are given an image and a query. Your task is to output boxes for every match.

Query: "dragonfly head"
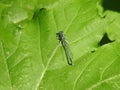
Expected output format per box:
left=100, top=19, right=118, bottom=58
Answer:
left=56, top=31, right=64, bottom=41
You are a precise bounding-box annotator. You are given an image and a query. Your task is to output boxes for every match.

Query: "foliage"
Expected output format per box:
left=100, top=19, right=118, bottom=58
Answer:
left=0, top=0, right=120, bottom=90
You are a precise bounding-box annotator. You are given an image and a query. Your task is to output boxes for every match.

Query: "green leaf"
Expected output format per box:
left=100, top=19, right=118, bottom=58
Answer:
left=0, top=0, right=120, bottom=90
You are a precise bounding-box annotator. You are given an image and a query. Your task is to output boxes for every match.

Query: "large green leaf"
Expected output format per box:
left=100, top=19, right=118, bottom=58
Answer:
left=0, top=0, right=120, bottom=90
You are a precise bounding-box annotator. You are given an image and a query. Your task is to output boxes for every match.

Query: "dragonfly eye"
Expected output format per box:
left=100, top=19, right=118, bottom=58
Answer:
left=56, top=33, right=59, bottom=35
left=56, top=31, right=64, bottom=41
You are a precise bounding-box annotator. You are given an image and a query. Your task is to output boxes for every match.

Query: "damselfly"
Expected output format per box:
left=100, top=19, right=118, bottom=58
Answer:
left=56, top=31, right=73, bottom=65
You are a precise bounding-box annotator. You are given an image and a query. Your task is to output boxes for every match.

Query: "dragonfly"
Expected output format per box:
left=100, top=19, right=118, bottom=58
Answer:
left=56, top=31, right=73, bottom=65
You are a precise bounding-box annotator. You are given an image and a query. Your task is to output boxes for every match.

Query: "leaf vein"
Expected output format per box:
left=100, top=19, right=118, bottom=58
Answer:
left=73, top=52, right=100, bottom=90
left=35, top=44, right=59, bottom=90
left=65, top=7, right=81, bottom=33
left=87, top=74, right=120, bottom=90
left=0, top=41, right=12, bottom=90
left=100, top=56, right=119, bottom=80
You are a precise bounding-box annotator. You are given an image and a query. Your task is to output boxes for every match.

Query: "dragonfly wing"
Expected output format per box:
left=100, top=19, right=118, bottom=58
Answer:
left=61, top=41, right=73, bottom=65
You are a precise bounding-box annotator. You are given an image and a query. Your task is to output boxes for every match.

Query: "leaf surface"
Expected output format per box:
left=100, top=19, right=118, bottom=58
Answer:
left=0, top=0, right=120, bottom=90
